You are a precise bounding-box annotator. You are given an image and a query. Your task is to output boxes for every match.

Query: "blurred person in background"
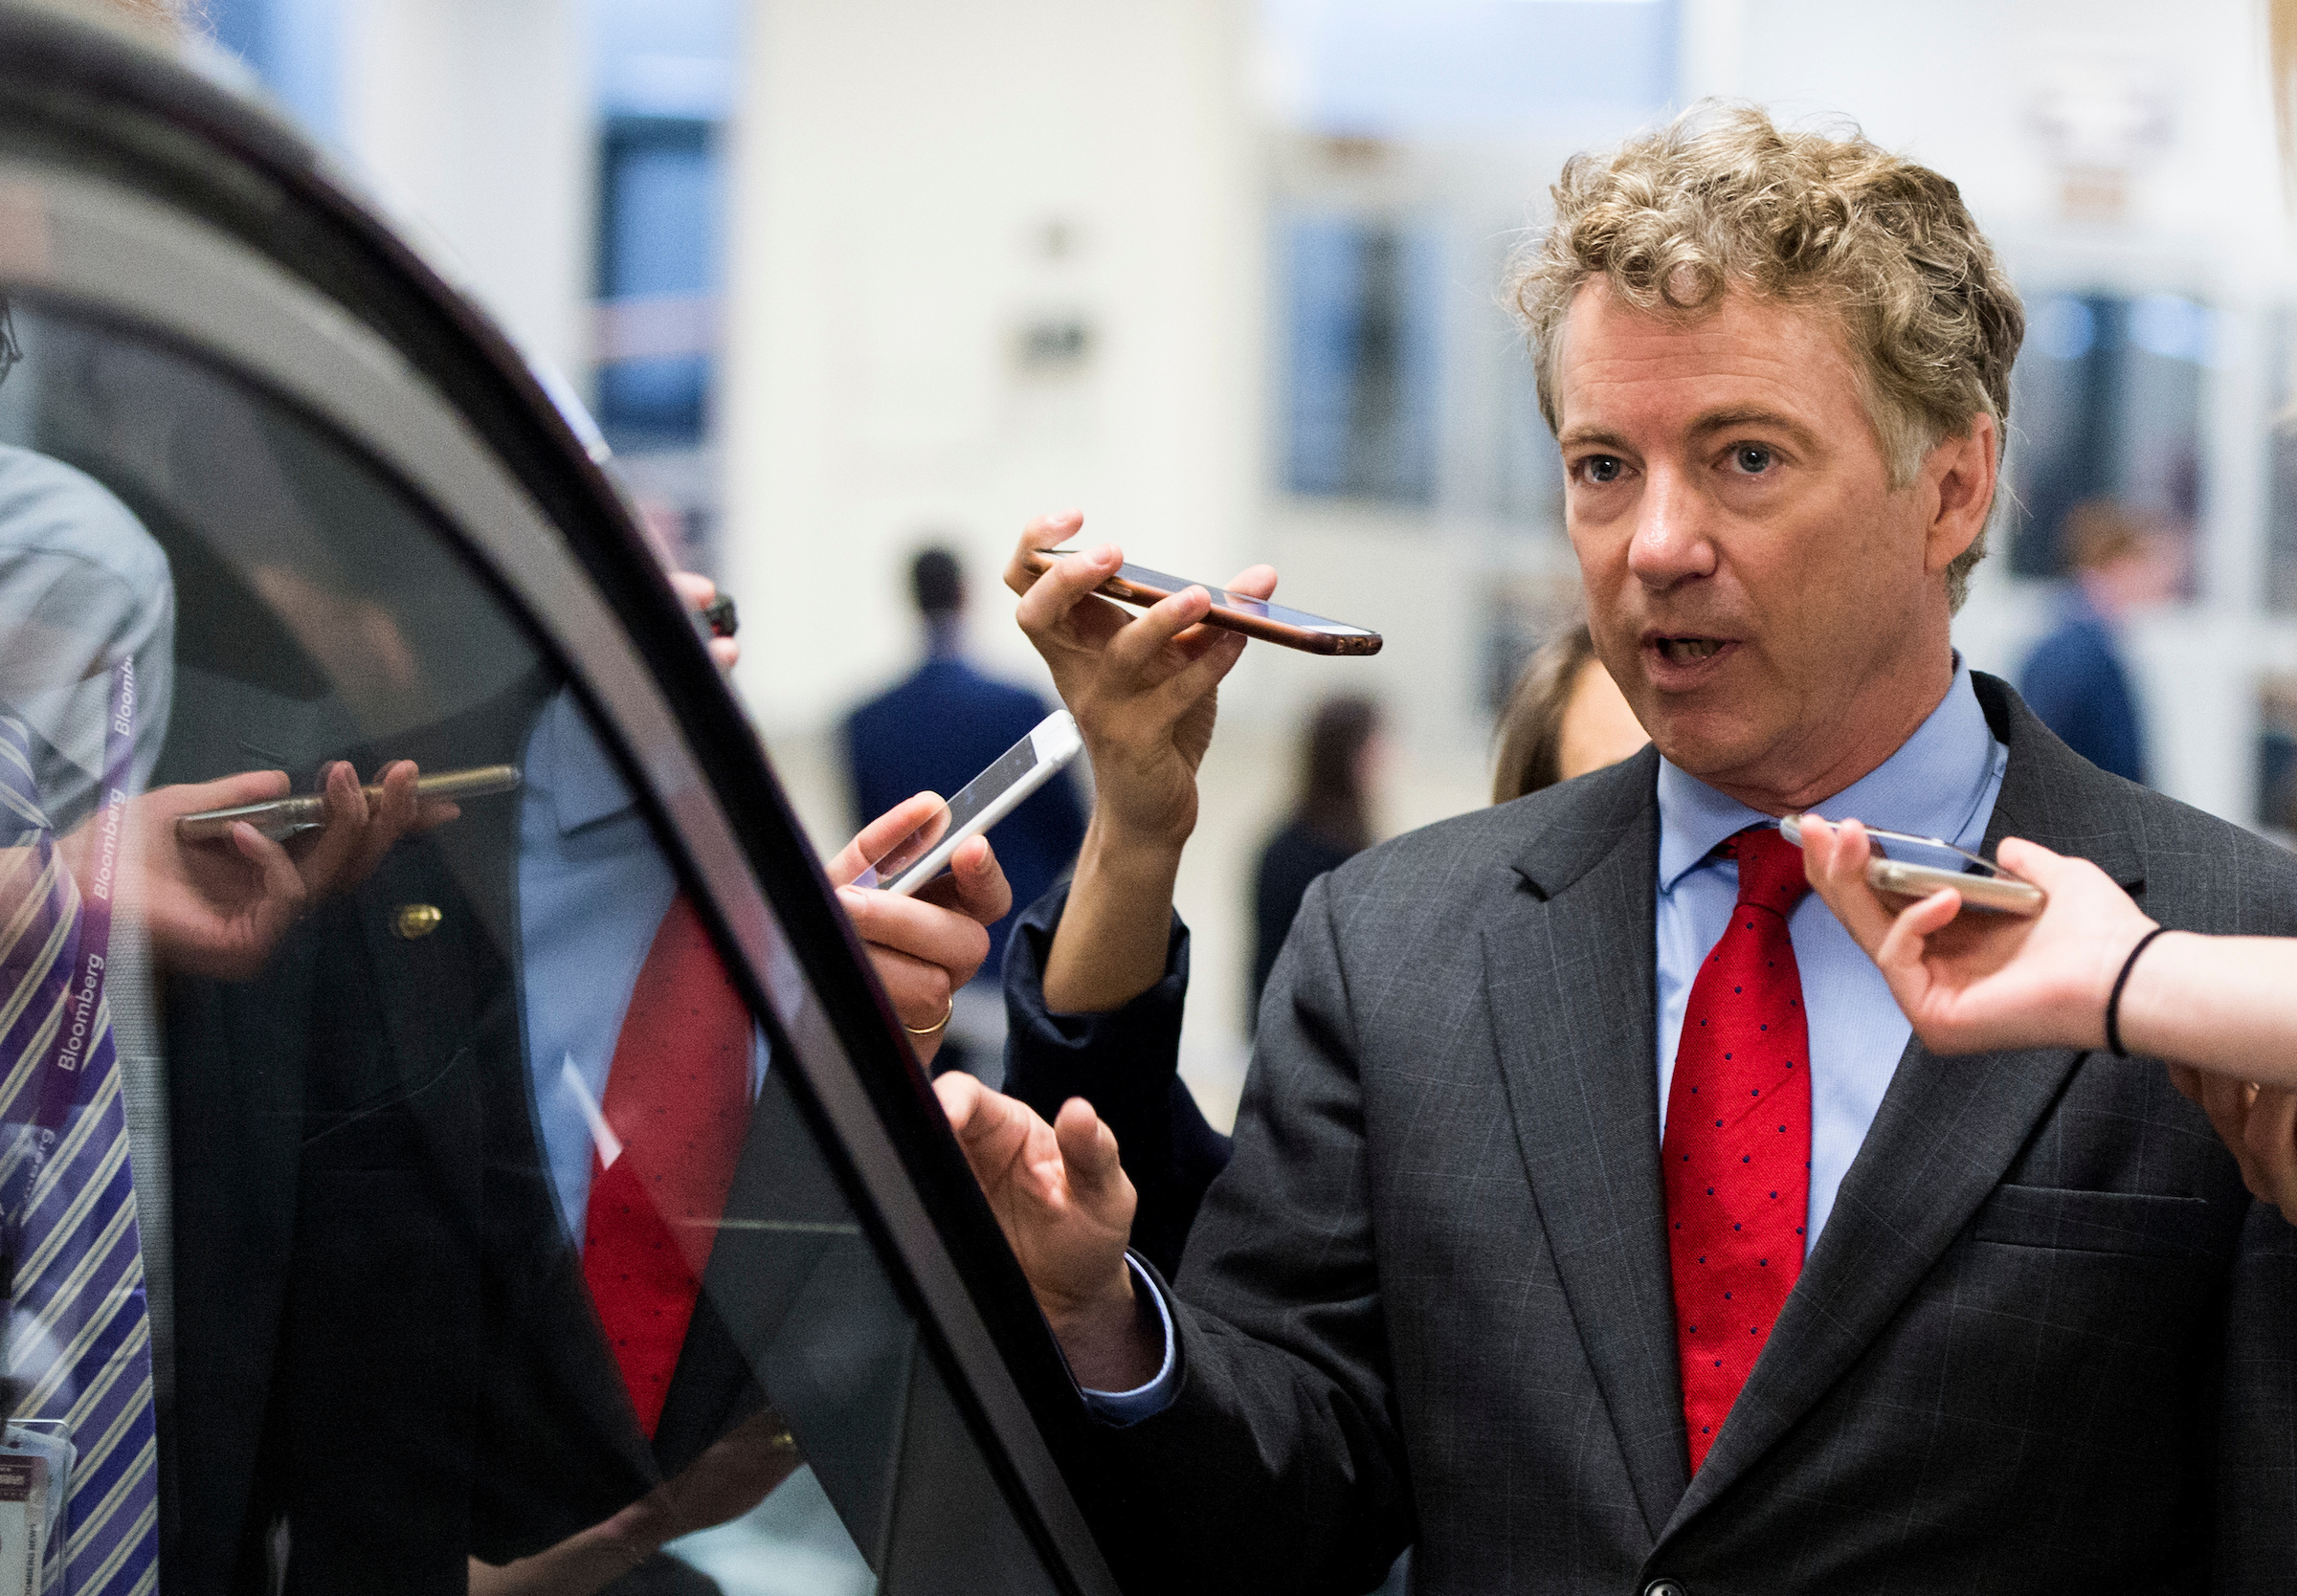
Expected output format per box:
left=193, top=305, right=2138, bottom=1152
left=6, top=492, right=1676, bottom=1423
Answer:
left=2015, top=500, right=2177, bottom=786
left=1490, top=620, right=1650, bottom=803
left=1248, top=696, right=1380, bottom=1029
left=845, top=543, right=1085, bottom=1079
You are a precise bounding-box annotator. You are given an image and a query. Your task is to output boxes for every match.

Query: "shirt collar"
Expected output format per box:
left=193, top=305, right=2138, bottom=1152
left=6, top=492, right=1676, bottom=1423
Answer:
left=523, top=686, right=639, bottom=836
left=1655, top=655, right=2000, bottom=894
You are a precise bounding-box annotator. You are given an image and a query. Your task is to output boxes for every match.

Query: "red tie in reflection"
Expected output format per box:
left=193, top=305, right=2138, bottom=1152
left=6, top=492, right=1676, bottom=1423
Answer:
left=1662, top=825, right=1812, bottom=1474
left=582, top=893, right=752, bottom=1438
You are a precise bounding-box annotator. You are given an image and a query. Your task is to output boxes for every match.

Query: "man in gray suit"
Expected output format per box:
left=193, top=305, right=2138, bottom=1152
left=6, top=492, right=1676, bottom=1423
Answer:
left=941, top=106, right=2297, bottom=1594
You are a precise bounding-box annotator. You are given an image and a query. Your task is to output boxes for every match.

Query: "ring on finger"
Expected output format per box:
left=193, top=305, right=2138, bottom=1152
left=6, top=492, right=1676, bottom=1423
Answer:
left=903, top=994, right=954, bottom=1037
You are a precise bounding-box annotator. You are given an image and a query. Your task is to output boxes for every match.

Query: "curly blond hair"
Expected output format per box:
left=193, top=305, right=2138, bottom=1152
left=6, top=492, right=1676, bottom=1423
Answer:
left=1508, top=104, right=2024, bottom=610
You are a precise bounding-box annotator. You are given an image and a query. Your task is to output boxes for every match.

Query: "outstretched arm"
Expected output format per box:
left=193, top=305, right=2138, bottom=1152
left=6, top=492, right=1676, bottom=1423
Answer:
left=1797, top=816, right=2297, bottom=1084
left=468, top=1410, right=801, bottom=1596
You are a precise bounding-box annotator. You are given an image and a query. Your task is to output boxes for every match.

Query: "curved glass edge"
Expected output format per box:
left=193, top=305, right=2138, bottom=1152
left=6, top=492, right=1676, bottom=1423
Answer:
left=0, top=7, right=1127, bottom=1590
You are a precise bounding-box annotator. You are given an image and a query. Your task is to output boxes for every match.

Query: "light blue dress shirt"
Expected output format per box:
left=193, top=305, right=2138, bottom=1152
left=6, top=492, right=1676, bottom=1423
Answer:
left=517, top=688, right=769, bottom=1243
left=1654, top=658, right=2006, bottom=1252
left=1089, top=659, right=2007, bottom=1422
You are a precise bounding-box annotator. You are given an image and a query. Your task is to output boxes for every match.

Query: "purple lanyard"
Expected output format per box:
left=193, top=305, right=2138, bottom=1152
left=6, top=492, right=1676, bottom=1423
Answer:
left=24, top=658, right=138, bottom=1145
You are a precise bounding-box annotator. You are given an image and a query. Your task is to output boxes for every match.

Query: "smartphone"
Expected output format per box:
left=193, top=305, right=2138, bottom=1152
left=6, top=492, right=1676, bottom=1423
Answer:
left=1019, top=548, right=1382, bottom=656
left=858, top=712, right=1085, bottom=897
left=1862, top=858, right=2045, bottom=916
left=1777, top=813, right=2045, bottom=917
left=175, top=764, right=522, bottom=843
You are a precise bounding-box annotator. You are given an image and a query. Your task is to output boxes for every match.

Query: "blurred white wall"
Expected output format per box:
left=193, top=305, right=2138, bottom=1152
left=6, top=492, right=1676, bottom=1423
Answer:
left=341, top=0, right=596, bottom=383
left=717, top=0, right=1262, bottom=745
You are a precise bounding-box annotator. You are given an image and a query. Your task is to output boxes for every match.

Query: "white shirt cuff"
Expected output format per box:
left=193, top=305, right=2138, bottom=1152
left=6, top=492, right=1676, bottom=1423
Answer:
left=1078, top=1253, right=1178, bottom=1426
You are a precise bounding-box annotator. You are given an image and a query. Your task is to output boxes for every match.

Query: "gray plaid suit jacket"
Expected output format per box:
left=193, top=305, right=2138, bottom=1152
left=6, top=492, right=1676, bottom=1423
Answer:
left=1085, top=674, right=2297, bottom=1595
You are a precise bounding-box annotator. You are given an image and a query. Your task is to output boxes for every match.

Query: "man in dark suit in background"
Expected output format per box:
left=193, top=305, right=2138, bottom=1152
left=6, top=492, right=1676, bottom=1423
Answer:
left=935, top=107, right=2297, bottom=1595
left=2018, top=499, right=2175, bottom=786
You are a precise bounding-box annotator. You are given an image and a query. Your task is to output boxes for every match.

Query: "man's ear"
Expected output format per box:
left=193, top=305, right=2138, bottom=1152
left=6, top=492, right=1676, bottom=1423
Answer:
left=1922, top=413, right=1997, bottom=576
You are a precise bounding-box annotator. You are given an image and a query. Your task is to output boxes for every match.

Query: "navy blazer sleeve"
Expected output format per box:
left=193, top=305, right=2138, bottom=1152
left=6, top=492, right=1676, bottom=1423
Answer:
left=999, top=882, right=1230, bottom=1280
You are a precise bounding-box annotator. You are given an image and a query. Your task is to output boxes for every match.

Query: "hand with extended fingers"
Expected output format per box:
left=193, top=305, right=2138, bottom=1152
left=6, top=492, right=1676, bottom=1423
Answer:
left=933, top=1072, right=1161, bottom=1390
left=1007, top=511, right=1273, bottom=850
left=1006, top=511, right=1276, bottom=1011
left=88, top=759, right=454, bottom=982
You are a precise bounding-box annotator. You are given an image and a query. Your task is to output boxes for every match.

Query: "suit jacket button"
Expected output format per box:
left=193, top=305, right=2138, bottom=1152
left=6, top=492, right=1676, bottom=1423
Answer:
left=391, top=903, right=443, bottom=941
left=1644, top=1583, right=1690, bottom=1596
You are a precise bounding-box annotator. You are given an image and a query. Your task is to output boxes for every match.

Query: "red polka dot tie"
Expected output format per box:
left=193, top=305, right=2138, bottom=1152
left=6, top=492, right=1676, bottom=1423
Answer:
left=1662, top=824, right=1812, bottom=1473
left=581, top=893, right=753, bottom=1438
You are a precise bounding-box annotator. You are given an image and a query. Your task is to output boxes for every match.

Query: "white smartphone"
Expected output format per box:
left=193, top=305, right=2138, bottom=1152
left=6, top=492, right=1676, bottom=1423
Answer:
left=859, top=711, right=1084, bottom=898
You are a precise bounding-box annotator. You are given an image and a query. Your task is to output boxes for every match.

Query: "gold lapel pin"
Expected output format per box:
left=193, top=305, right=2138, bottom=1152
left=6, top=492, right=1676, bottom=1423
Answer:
left=392, top=903, right=443, bottom=941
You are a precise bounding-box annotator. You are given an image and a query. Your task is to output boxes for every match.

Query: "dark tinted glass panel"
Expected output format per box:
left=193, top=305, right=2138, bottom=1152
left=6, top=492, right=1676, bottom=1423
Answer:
left=0, top=285, right=1057, bottom=1593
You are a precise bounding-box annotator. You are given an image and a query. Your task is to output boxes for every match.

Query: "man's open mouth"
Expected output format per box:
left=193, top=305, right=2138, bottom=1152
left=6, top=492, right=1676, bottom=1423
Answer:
left=1653, top=636, right=1728, bottom=665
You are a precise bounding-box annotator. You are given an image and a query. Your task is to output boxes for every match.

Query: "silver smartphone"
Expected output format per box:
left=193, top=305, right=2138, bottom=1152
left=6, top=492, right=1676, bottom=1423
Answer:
left=856, top=712, right=1084, bottom=897
left=1779, top=813, right=2045, bottom=917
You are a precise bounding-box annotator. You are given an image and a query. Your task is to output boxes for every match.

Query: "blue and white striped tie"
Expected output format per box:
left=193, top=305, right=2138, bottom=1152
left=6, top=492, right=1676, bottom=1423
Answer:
left=0, top=709, right=158, bottom=1593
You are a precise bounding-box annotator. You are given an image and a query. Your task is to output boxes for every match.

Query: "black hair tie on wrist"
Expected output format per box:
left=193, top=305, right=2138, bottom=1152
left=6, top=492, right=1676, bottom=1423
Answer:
left=2105, top=926, right=2171, bottom=1058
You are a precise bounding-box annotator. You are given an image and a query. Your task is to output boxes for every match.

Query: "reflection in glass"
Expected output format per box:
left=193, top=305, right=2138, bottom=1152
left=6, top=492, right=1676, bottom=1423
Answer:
left=0, top=296, right=1060, bottom=1592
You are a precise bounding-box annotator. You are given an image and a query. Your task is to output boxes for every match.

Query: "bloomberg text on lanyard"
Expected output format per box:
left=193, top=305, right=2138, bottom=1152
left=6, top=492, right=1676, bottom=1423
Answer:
left=0, top=659, right=159, bottom=1594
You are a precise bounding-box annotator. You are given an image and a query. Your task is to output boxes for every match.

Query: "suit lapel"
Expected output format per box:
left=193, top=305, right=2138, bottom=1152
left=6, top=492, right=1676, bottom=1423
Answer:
left=1483, top=750, right=1691, bottom=1538
left=1661, top=673, right=2145, bottom=1535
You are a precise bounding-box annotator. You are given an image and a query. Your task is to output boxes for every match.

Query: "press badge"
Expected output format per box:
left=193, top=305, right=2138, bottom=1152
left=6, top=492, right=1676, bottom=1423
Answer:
left=0, top=1424, right=72, bottom=1594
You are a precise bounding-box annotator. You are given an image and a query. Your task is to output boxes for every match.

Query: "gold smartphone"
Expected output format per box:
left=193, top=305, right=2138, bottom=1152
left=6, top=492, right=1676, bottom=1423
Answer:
left=175, top=765, right=521, bottom=843
left=1779, top=813, right=2045, bottom=917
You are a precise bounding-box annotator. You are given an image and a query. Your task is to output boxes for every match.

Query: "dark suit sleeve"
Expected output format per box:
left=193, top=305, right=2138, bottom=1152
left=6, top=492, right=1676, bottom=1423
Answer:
left=1083, top=872, right=1411, bottom=1596
left=1000, top=883, right=1228, bottom=1279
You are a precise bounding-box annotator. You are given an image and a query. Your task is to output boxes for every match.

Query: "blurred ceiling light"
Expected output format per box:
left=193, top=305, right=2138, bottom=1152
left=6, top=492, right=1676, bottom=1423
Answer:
left=2030, top=46, right=2174, bottom=171
left=2028, top=40, right=2174, bottom=224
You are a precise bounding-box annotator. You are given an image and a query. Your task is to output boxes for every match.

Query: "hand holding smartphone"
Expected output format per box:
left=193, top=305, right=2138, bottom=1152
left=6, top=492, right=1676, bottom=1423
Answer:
left=855, top=712, right=1084, bottom=896
left=1018, top=548, right=1381, bottom=656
